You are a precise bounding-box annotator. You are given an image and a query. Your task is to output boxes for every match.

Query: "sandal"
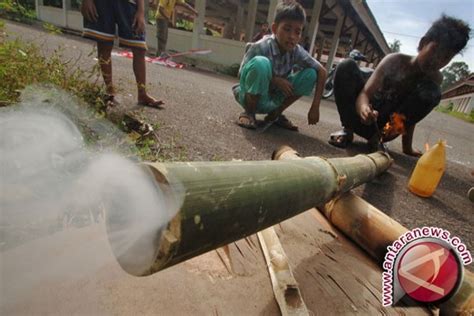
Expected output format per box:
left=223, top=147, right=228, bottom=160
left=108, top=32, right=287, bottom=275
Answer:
left=138, top=98, right=164, bottom=109
left=237, top=112, right=257, bottom=130
left=274, top=115, right=298, bottom=131
left=328, top=129, right=354, bottom=148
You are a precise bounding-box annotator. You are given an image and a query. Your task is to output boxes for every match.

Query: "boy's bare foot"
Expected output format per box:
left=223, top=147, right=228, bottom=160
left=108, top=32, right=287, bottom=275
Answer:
left=138, top=94, right=164, bottom=109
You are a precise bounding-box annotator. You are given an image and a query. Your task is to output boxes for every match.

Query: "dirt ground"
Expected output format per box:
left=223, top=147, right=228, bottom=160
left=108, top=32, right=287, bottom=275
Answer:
left=2, top=20, right=473, bottom=315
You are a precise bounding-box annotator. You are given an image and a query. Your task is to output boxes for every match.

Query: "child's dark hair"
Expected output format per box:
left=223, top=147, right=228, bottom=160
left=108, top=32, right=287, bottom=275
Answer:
left=419, top=14, right=471, bottom=53
left=274, top=0, right=306, bottom=25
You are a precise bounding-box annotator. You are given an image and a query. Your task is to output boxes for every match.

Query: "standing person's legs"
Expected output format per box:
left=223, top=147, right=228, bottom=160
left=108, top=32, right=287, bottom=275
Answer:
left=156, top=17, right=168, bottom=56
left=97, top=42, right=114, bottom=96
left=131, top=47, right=163, bottom=106
left=115, top=0, right=163, bottom=107
left=82, top=0, right=116, bottom=98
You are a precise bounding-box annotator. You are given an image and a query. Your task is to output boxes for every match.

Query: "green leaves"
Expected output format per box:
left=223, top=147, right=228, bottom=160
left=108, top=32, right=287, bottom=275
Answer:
left=0, top=36, right=106, bottom=111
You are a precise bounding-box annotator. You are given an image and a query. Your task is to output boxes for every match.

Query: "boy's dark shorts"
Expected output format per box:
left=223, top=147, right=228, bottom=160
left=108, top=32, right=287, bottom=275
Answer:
left=83, top=0, right=147, bottom=50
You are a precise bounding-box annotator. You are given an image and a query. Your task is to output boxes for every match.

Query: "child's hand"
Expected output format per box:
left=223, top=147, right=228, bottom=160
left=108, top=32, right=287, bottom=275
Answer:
left=81, top=0, right=98, bottom=22
left=358, top=103, right=378, bottom=125
left=133, top=12, right=146, bottom=34
left=308, top=108, right=319, bottom=125
left=272, top=77, right=294, bottom=97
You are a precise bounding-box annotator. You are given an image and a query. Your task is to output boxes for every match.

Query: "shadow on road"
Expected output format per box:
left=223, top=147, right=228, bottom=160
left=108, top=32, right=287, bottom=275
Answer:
left=238, top=124, right=342, bottom=158
left=361, top=171, right=398, bottom=215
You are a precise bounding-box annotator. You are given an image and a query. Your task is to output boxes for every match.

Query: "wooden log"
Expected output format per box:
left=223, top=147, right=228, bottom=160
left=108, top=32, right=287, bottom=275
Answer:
left=106, top=151, right=392, bottom=276
left=327, top=193, right=474, bottom=316
left=274, top=146, right=473, bottom=316
left=257, top=228, right=309, bottom=316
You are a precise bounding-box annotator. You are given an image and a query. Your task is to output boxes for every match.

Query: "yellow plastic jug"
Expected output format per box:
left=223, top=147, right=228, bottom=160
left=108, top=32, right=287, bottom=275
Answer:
left=408, top=140, right=446, bottom=197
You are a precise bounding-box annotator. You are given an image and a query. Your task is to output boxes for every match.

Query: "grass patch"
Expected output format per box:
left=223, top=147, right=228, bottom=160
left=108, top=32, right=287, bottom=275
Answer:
left=0, top=22, right=186, bottom=161
left=0, top=24, right=107, bottom=111
left=446, top=110, right=474, bottom=123
left=0, top=0, right=36, bottom=24
left=436, top=106, right=473, bottom=123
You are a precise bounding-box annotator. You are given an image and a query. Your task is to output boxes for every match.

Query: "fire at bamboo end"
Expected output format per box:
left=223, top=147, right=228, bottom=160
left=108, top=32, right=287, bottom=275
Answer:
left=105, top=148, right=392, bottom=276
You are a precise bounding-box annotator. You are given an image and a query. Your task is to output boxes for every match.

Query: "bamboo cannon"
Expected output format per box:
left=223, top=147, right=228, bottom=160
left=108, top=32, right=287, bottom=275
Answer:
left=273, top=146, right=473, bottom=316
left=106, top=151, right=392, bottom=276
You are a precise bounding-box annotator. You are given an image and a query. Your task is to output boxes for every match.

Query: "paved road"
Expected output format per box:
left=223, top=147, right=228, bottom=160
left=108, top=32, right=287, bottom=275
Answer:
left=5, top=20, right=474, bottom=252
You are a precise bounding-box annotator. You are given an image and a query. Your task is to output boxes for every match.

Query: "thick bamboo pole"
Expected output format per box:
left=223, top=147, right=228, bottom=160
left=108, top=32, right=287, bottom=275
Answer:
left=327, top=194, right=473, bottom=316
left=106, top=151, right=391, bottom=276
left=274, top=146, right=473, bottom=316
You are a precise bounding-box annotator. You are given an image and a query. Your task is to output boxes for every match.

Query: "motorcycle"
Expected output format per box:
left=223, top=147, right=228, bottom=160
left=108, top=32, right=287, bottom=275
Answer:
left=322, top=49, right=372, bottom=99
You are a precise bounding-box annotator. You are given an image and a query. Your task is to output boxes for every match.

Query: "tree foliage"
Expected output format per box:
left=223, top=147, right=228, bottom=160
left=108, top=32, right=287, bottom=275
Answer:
left=441, top=61, right=470, bottom=91
left=389, top=39, right=401, bottom=53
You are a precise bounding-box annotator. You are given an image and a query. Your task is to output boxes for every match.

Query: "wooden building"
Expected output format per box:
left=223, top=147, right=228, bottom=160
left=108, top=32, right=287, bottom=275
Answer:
left=34, top=0, right=390, bottom=70
left=439, top=74, right=474, bottom=114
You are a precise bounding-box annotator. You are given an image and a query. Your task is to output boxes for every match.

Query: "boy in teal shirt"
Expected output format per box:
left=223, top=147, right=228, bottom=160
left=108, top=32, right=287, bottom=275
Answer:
left=233, top=1, right=327, bottom=131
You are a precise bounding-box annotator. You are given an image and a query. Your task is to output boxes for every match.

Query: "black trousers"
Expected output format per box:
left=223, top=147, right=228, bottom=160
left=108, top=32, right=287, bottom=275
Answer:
left=333, top=59, right=441, bottom=139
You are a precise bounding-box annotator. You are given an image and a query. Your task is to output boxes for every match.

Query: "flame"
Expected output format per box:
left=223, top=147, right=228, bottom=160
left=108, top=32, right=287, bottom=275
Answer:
left=383, top=113, right=406, bottom=136
left=425, top=143, right=430, bottom=152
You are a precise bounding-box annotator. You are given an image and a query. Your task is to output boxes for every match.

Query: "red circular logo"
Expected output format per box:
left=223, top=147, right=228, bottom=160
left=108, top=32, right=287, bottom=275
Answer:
left=397, top=241, right=461, bottom=303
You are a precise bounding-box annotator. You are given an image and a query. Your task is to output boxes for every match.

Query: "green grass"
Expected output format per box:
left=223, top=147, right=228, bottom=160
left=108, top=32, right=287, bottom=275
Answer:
left=0, top=25, right=107, bottom=110
left=0, top=0, right=36, bottom=24
left=446, top=110, right=474, bottom=123
left=0, top=22, right=186, bottom=162
left=436, top=106, right=474, bottom=123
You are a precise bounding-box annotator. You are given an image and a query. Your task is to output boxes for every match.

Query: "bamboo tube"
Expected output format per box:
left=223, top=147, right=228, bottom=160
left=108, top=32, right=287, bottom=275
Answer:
left=327, top=194, right=473, bottom=315
left=106, top=151, right=391, bottom=276
left=275, top=146, right=473, bottom=315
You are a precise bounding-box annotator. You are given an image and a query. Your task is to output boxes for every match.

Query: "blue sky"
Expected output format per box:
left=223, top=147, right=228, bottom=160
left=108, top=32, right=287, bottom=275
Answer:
left=366, top=0, right=474, bottom=71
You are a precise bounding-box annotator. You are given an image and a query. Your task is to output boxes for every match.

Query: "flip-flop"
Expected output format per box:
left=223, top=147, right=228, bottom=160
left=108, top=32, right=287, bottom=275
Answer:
left=274, top=115, right=298, bottom=131
left=138, top=99, right=164, bottom=109
left=328, top=130, right=354, bottom=148
left=237, top=112, right=257, bottom=130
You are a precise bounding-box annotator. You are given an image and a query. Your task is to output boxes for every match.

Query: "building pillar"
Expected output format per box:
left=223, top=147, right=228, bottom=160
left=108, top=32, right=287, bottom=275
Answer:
left=62, top=0, right=71, bottom=27
left=325, top=13, right=344, bottom=72
left=234, top=5, right=245, bottom=40
left=316, top=36, right=325, bottom=61
left=144, top=0, right=149, bottom=22
left=267, top=0, right=281, bottom=25
left=192, top=0, right=207, bottom=48
left=363, top=41, right=370, bottom=54
left=350, top=28, right=359, bottom=50
left=36, top=0, right=41, bottom=20
left=223, top=19, right=235, bottom=39
left=245, top=0, right=258, bottom=42
left=307, top=0, right=323, bottom=56
left=369, top=50, right=375, bottom=67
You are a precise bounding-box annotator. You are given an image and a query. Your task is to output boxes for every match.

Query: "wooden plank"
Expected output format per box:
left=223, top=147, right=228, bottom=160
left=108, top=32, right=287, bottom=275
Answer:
left=257, top=227, right=309, bottom=316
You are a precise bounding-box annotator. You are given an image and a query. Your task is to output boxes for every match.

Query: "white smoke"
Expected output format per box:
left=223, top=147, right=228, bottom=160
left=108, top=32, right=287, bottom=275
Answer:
left=0, top=86, right=176, bottom=314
